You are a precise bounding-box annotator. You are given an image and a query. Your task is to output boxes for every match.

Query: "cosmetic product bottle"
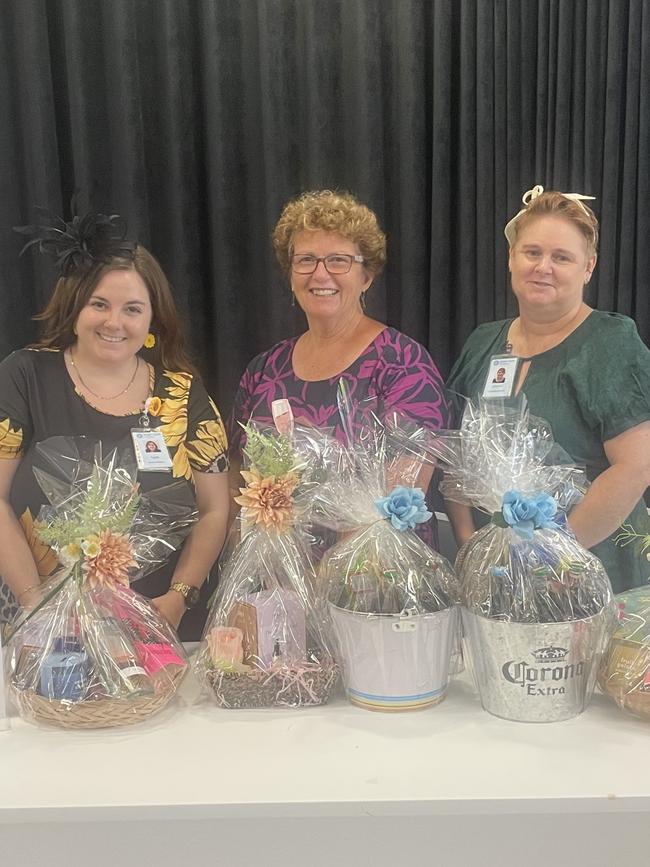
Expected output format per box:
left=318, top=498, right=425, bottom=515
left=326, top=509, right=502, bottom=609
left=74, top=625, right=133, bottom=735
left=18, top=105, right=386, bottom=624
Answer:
left=85, top=617, right=153, bottom=697
left=39, top=637, right=91, bottom=701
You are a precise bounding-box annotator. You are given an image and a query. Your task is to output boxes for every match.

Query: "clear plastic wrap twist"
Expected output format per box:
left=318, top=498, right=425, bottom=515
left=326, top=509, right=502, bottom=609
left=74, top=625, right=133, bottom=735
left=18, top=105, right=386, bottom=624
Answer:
left=599, top=588, right=650, bottom=720
left=6, top=436, right=196, bottom=728
left=388, top=397, right=613, bottom=623
left=310, top=384, right=458, bottom=711
left=194, top=423, right=339, bottom=709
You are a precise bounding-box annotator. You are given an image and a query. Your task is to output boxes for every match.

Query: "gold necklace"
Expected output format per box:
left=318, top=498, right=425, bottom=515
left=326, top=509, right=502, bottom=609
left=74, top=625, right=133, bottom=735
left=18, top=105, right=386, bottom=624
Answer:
left=68, top=350, right=140, bottom=400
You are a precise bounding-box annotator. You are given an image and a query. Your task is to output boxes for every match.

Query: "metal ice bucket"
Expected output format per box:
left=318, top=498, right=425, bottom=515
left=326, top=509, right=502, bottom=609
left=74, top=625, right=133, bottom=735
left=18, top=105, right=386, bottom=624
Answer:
left=328, top=603, right=457, bottom=711
left=461, top=607, right=612, bottom=722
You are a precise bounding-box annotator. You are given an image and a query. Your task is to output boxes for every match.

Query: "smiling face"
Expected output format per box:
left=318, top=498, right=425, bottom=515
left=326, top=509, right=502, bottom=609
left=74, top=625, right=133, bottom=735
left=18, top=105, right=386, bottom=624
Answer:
left=508, top=215, right=596, bottom=319
left=290, top=230, right=372, bottom=325
left=73, top=268, right=152, bottom=364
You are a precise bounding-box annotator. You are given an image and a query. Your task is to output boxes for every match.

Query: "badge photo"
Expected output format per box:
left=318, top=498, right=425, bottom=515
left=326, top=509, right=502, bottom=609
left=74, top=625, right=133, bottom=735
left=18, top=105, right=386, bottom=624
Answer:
left=131, top=429, right=173, bottom=472
left=482, top=356, right=520, bottom=399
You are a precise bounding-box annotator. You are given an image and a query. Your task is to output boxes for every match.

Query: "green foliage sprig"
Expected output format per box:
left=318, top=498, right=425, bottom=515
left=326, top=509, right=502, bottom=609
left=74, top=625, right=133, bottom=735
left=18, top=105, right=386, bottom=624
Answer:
left=37, top=465, right=140, bottom=549
left=240, top=423, right=298, bottom=478
left=614, top=522, right=650, bottom=558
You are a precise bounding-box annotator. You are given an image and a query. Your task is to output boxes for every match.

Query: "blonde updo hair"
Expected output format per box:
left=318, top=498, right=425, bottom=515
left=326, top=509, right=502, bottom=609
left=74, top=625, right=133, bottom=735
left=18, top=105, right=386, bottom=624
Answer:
left=272, top=190, right=387, bottom=276
left=509, top=191, right=599, bottom=258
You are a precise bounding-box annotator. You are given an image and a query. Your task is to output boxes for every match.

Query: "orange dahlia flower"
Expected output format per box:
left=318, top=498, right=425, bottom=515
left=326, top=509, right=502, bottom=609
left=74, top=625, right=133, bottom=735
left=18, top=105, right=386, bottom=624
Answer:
left=82, top=529, right=137, bottom=589
left=235, top=469, right=299, bottom=532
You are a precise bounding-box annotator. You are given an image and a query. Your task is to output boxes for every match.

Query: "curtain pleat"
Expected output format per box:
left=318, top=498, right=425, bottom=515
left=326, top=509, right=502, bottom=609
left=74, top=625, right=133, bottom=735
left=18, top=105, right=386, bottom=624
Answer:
left=1, top=0, right=648, bottom=406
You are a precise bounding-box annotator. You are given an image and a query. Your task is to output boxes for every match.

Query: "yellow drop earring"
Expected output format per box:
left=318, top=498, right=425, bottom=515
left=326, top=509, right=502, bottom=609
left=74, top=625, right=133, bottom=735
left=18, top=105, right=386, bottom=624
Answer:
left=144, top=332, right=156, bottom=349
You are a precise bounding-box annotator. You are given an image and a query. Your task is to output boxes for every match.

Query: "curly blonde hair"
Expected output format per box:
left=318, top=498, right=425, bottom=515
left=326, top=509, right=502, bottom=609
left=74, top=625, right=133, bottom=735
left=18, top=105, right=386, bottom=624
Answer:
left=511, top=191, right=599, bottom=258
left=272, top=190, right=387, bottom=276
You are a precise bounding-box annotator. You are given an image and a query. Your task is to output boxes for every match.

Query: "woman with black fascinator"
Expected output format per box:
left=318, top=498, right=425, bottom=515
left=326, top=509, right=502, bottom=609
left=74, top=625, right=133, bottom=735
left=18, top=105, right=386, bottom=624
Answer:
left=0, top=212, right=230, bottom=639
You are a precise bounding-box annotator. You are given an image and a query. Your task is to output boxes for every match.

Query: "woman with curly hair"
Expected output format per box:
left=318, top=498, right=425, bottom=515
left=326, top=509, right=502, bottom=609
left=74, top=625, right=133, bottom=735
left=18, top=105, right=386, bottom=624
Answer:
left=229, top=189, right=450, bottom=547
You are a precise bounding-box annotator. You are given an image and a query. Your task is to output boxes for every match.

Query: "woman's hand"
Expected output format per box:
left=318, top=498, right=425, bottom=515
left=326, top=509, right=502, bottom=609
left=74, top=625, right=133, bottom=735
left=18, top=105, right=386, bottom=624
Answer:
left=151, top=589, right=187, bottom=630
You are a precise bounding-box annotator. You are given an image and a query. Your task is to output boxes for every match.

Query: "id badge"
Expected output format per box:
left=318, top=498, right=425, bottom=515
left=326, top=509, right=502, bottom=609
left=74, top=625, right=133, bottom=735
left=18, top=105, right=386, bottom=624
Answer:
left=131, top=428, right=173, bottom=472
left=482, top=355, right=520, bottom=399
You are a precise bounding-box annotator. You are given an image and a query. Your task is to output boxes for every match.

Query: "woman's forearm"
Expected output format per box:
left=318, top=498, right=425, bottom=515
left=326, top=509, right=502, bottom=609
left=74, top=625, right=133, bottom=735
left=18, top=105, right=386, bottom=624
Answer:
left=568, top=463, right=650, bottom=549
left=227, top=457, right=244, bottom=527
left=0, top=501, right=42, bottom=604
left=170, top=509, right=228, bottom=588
left=153, top=471, right=230, bottom=626
left=444, top=499, right=476, bottom=547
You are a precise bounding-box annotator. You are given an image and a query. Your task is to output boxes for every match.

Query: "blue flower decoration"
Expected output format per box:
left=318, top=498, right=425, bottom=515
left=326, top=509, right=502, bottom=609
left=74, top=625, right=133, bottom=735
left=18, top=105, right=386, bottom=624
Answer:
left=500, top=490, right=558, bottom=540
left=375, top=486, right=432, bottom=532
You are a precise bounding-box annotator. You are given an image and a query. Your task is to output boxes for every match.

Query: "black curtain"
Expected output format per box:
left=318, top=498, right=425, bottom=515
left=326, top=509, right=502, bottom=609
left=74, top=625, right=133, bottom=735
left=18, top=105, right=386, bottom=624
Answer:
left=1, top=0, right=648, bottom=412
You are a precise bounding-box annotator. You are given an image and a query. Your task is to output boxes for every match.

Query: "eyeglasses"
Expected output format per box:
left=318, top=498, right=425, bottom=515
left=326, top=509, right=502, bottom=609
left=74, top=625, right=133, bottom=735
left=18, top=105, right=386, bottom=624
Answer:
left=290, top=253, right=365, bottom=275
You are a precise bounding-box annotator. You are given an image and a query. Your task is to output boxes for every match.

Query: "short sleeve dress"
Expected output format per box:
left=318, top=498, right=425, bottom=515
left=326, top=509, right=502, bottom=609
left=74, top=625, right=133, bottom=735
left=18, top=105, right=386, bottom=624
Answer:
left=0, top=348, right=229, bottom=640
left=446, top=310, right=650, bottom=592
left=228, top=326, right=451, bottom=548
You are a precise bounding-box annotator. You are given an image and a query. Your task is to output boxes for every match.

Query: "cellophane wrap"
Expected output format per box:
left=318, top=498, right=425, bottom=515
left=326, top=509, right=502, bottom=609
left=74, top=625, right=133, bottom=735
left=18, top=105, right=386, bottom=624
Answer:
left=390, top=399, right=615, bottom=722
left=7, top=437, right=196, bottom=728
left=312, top=397, right=458, bottom=711
left=195, top=424, right=339, bottom=708
left=599, top=588, right=650, bottom=720
left=389, top=398, right=614, bottom=623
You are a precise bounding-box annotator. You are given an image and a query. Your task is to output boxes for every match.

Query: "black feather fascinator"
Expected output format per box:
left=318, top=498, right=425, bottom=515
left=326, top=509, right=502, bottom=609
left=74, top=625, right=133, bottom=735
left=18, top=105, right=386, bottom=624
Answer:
left=14, top=208, right=136, bottom=277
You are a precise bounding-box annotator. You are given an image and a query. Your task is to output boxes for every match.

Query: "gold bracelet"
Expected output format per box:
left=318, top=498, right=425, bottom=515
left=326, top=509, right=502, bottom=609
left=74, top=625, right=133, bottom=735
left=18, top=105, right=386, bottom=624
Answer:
left=17, top=584, right=41, bottom=602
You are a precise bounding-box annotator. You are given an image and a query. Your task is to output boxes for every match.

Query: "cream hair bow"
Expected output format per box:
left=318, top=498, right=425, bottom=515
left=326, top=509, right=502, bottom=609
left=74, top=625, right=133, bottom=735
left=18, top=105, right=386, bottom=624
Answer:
left=504, top=185, right=596, bottom=246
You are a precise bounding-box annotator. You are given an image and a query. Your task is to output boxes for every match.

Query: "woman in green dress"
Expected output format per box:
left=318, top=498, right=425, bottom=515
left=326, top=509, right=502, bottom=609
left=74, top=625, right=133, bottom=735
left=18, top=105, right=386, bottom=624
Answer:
left=446, top=186, right=650, bottom=592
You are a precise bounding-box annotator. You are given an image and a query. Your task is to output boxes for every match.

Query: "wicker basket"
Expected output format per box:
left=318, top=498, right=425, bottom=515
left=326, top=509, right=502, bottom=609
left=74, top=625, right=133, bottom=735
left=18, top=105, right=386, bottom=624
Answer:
left=598, top=640, right=650, bottom=721
left=206, top=660, right=339, bottom=709
left=10, top=667, right=186, bottom=729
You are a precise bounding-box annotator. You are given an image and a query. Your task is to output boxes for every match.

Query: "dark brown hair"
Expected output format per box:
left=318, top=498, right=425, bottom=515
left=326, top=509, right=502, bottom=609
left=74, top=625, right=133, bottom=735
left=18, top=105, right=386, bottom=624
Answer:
left=33, top=246, right=196, bottom=373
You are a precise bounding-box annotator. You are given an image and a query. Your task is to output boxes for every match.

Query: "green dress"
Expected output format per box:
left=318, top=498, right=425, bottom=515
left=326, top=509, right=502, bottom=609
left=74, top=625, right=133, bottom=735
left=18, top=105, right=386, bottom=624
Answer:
left=447, top=310, right=650, bottom=593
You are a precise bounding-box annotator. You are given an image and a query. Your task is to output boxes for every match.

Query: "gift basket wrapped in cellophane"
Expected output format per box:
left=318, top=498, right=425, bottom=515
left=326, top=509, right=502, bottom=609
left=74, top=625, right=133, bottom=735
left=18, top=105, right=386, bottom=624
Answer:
left=310, top=384, right=459, bottom=713
left=6, top=437, right=196, bottom=729
left=599, top=587, right=650, bottom=720
left=194, top=423, right=339, bottom=708
left=389, top=397, right=616, bottom=722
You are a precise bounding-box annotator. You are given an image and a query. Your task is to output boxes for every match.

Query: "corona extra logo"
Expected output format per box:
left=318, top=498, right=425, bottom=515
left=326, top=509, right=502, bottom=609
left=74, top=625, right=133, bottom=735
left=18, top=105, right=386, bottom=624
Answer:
left=502, top=658, right=584, bottom=689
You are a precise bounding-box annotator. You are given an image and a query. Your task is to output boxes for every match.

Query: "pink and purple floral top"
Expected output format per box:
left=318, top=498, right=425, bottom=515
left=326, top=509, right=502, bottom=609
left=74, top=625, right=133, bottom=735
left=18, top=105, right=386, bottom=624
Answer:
left=228, top=327, right=450, bottom=548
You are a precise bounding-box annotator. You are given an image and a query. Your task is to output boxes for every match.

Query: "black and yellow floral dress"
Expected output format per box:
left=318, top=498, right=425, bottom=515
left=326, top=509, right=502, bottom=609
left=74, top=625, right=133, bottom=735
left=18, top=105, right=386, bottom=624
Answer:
left=0, top=348, right=228, bottom=640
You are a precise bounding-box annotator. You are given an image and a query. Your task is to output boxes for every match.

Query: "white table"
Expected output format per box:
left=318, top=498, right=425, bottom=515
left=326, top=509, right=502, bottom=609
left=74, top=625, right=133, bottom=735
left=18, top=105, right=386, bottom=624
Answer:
left=1, top=669, right=649, bottom=867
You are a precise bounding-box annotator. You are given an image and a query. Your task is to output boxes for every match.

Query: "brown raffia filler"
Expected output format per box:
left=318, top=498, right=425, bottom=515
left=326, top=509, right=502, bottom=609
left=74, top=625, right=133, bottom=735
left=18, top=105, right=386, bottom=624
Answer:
left=206, top=660, right=339, bottom=709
